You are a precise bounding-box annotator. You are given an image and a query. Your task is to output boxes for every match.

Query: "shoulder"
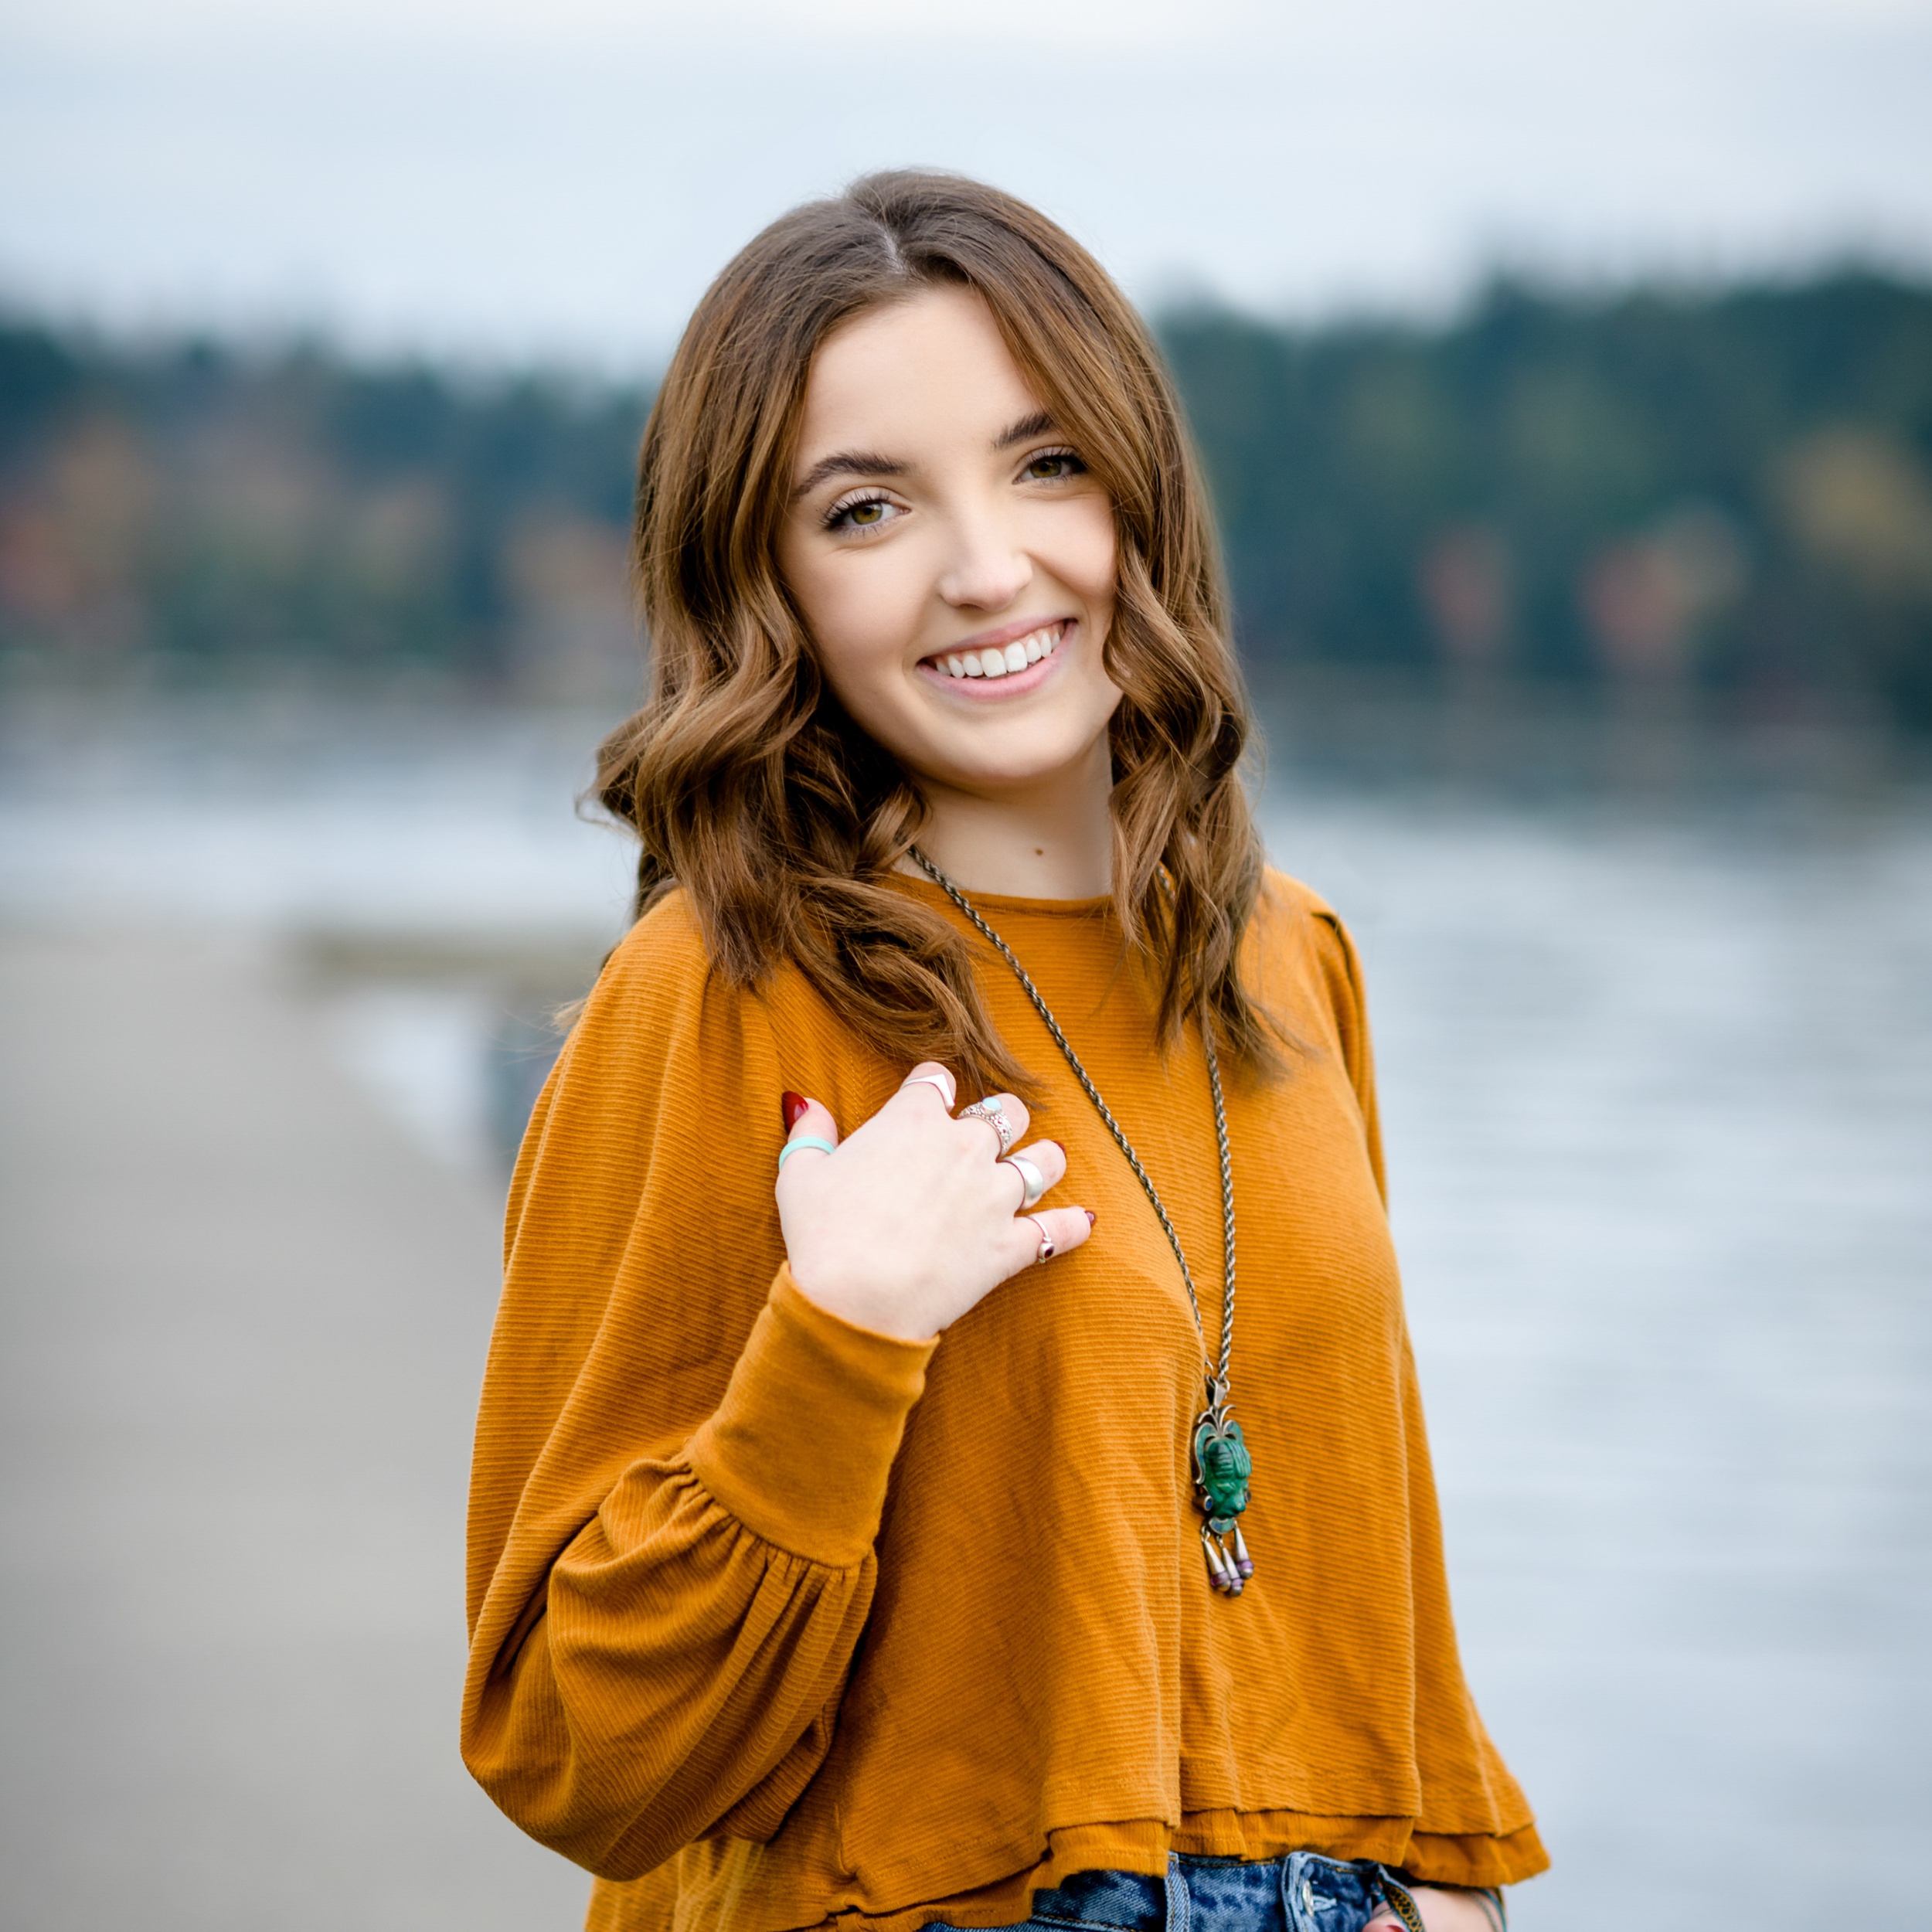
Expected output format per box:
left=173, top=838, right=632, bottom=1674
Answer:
left=1247, top=866, right=1361, bottom=990
left=580, top=886, right=828, bottom=1041
left=1243, top=866, right=1374, bottom=1082
left=557, top=887, right=892, bottom=1124
left=515, top=892, right=768, bottom=1160
left=510, top=892, right=798, bottom=1232
left=1253, top=866, right=1339, bottom=930
left=594, top=886, right=713, bottom=1005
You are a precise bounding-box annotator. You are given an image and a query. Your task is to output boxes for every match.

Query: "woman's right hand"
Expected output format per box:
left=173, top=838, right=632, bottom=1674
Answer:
left=775, top=1062, right=1094, bottom=1342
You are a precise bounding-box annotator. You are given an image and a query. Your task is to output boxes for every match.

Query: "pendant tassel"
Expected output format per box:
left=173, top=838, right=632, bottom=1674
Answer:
left=1201, top=1529, right=1236, bottom=1594
left=1230, top=1522, right=1254, bottom=1580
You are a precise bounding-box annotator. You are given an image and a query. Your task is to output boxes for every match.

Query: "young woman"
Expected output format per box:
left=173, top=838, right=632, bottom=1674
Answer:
left=463, top=172, right=1544, bottom=1932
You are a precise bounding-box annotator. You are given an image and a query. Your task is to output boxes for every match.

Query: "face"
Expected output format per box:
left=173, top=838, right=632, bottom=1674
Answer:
left=777, top=284, right=1121, bottom=802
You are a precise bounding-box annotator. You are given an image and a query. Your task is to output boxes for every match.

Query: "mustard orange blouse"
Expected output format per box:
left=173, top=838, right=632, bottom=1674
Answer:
left=462, top=871, right=1545, bottom=1932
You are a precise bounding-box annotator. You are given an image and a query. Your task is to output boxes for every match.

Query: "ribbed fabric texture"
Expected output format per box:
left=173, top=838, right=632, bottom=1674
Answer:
left=462, top=871, right=1546, bottom=1932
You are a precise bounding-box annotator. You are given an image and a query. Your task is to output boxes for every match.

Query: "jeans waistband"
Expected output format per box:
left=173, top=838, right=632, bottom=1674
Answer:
left=1012, top=1853, right=1492, bottom=1932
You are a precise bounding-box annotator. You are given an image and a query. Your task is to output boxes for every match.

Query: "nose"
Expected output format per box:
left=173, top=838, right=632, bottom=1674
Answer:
left=936, top=499, right=1032, bottom=611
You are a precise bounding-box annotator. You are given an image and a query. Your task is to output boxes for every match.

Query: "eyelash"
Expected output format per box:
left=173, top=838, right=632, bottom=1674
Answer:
left=824, top=491, right=900, bottom=534
left=821, top=446, right=1088, bottom=533
left=1021, top=446, right=1086, bottom=482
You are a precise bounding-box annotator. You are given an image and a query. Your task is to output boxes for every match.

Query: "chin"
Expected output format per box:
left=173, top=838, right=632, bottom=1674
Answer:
left=927, top=734, right=1101, bottom=792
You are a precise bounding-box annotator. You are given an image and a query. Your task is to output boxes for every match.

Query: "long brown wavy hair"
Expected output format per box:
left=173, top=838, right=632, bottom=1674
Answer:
left=596, top=169, right=1281, bottom=1096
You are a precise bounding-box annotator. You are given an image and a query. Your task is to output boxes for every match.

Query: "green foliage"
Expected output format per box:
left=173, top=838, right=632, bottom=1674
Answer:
left=1158, top=272, right=1932, bottom=726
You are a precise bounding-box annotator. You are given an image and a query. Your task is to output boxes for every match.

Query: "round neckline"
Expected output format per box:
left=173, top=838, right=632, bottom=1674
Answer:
left=889, top=869, right=1114, bottom=918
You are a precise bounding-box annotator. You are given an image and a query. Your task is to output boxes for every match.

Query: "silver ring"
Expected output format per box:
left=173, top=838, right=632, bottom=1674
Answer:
left=901, top=1070, right=954, bottom=1106
left=1025, top=1213, right=1056, bottom=1264
left=957, top=1097, right=1014, bottom=1156
left=1001, top=1151, right=1046, bottom=1209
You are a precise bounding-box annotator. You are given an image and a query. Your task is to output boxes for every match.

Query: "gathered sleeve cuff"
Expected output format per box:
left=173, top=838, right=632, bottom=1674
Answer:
left=687, top=1266, right=939, bottom=1567
left=466, top=1267, right=938, bottom=1879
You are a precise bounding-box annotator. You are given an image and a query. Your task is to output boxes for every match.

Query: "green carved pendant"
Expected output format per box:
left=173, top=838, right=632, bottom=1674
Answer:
left=1192, top=1403, right=1254, bottom=1596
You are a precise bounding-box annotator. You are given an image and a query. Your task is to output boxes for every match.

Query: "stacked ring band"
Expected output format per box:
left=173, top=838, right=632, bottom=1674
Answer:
left=1000, top=1151, right=1047, bottom=1209
left=776, top=1135, right=838, bottom=1172
left=957, top=1097, right=1015, bottom=1155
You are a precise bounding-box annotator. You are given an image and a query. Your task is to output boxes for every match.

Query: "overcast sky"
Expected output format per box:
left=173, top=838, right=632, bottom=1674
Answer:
left=4, top=0, right=1930, bottom=370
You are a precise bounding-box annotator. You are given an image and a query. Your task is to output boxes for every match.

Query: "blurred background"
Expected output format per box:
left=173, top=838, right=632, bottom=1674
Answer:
left=2, top=2, right=1929, bottom=1929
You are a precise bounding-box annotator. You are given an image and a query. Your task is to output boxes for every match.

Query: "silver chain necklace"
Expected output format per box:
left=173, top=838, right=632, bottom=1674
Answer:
left=910, top=847, right=1255, bottom=1597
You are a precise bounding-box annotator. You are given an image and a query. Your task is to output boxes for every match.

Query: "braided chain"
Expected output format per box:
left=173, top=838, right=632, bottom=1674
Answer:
left=1378, top=1883, right=1429, bottom=1932
left=909, top=848, right=1236, bottom=1400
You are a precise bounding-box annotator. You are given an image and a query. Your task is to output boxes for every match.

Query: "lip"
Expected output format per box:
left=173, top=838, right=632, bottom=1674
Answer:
left=916, top=617, right=1074, bottom=700
left=930, top=614, right=1074, bottom=658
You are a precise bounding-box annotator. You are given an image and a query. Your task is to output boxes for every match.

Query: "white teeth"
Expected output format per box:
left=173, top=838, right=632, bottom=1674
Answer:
left=933, top=625, right=1063, bottom=683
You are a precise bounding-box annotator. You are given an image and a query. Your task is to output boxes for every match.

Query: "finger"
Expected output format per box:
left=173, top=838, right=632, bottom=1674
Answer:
left=785, top=1096, right=840, bottom=1146
left=960, top=1090, right=1031, bottom=1153
left=998, top=1137, right=1066, bottom=1209
left=776, top=1096, right=841, bottom=1182
left=897, top=1061, right=957, bottom=1110
left=1002, top=1204, right=1094, bottom=1272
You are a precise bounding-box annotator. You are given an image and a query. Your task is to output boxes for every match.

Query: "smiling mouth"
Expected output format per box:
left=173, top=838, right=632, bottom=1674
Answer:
left=926, top=621, right=1067, bottom=681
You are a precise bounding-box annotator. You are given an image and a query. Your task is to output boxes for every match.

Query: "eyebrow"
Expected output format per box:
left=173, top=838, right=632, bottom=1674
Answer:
left=791, top=448, right=908, bottom=502
left=994, top=408, right=1057, bottom=450
left=790, top=410, right=1062, bottom=502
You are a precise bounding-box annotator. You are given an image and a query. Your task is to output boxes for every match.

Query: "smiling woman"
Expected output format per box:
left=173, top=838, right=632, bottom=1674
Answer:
left=461, top=172, right=1543, bottom=1932
left=597, top=171, right=1265, bottom=1093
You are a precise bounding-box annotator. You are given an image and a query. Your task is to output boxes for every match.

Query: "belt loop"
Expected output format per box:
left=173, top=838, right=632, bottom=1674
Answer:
left=1277, top=1852, right=1306, bottom=1932
left=1164, top=1853, right=1191, bottom=1932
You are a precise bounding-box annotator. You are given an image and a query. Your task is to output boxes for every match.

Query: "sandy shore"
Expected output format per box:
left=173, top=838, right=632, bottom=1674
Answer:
left=0, top=925, right=587, bottom=1930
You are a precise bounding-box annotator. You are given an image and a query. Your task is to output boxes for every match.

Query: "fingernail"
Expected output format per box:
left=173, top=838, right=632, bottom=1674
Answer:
left=1084, top=1209, right=1097, bottom=1226
left=781, top=1090, right=808, bottom=1130
left=1049, top=1140, right=1065, bottom=1154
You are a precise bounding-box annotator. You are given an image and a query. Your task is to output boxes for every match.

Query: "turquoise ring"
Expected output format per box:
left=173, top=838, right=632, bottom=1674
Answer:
left=777, top=1135, right=838, bottom=1172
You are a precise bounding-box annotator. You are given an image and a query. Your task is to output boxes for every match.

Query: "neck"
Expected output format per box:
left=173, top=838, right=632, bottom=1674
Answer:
left=907, top=737, right=1114, bottom=899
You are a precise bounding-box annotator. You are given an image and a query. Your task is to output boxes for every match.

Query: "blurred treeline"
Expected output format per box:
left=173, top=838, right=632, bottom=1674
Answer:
left=0, top=328, right=651, bottom=701
left=1164, top=272, right=1932, bottom=730
left=3, top=270, right=1931, bottom=726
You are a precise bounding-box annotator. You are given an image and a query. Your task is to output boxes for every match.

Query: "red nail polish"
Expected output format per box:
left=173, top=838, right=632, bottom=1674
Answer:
left=781, top=1091, right=808, bottom=1130
left=1084, top=1209, right=1097, bottom=1226
left=1049, top=1140, right=1066, bottom=1153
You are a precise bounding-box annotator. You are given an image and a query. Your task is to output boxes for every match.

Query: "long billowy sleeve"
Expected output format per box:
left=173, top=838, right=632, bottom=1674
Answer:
left=461, top=897, right=932, bottom=1879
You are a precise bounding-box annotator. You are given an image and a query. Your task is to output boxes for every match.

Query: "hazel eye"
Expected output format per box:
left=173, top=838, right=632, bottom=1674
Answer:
left=1023, top=448, right=1086, bottom=482
left=826, top=493, right=904, bottom=534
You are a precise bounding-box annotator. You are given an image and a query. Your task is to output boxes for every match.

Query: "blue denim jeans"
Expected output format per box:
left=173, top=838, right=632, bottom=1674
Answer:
left=964, top=1852, right=1504, bottom=1932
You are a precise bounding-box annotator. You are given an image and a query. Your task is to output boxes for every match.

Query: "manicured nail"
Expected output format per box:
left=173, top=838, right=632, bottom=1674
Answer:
left=1084, top=1209, right=1097, bottom=1226
left=781, top=1090, right=808, bottom=1130
left=1049, top=1140, right=1066, bottom=1154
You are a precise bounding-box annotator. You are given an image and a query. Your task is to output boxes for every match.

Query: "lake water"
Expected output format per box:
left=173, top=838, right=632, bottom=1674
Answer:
left=2, top=692, right=1927, bottom=1930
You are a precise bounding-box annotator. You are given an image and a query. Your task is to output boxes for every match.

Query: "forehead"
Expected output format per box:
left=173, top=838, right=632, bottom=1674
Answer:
left=794, top=285, right=1043, bottom=459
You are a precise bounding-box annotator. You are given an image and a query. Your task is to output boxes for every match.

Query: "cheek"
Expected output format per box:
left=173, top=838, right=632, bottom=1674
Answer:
left=1056, top=498, right=1120, bottom=611
left=783, top=541, right=920, bottom=692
